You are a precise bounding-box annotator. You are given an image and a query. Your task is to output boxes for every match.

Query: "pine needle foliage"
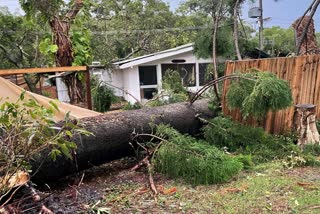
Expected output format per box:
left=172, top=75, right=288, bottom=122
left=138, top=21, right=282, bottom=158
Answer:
left=203, top=116, right=320, bottom=166
left=226, top=71, right=293, bottom=118
left=153, top=124, right=243, bottom=185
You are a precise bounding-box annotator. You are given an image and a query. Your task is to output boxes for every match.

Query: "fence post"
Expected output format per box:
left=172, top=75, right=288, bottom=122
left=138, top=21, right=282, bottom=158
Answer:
left=85, top=67, right=92, bottom=110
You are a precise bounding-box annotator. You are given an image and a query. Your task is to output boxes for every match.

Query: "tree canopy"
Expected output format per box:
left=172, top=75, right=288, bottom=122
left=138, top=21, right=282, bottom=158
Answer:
left=0, top=0, right=301, bottom=69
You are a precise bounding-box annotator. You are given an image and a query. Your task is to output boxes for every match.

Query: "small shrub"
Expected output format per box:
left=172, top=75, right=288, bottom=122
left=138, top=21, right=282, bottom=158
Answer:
left=236, top=154, right=254, bottom=170
left=282, top=151, right=306, bottom=169
left=0, top=93, right=91, bottom=197
left=153, top=125, right=243, bottom=185
left=92, top=82, right=117, bottom=112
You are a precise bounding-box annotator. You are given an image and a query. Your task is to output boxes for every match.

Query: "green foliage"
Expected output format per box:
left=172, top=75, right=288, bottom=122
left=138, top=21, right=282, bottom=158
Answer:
left=71, top=27, right=93, bottom=66
left=0, top=93, right=91, bottom=195
left=153, top=125, right=243, bottom=185
left=203, top=116, right=299, bottom=163
left=122, top=102, right=141, bottom=110
left=162, top=69, right=186, bottom=94
left=226, top=71, right=293, bottom=118
left=193, top=26, right=234, bottom=59
left=0, top=7, right=47, bottom=69
left=89, top=0, right=203, bottom=64
left=262, top=26, right=295, bottom=56
left=39, top=37, right=58, bottom=66
left=236, top=154, right=254, bottom=170
left=146, top=70, right=188, bottom=107
left=92, top=81, right=117, bottom=112
left=302, top=144, right=320, bottom=156
left=203, top=116, right=320, bottom=167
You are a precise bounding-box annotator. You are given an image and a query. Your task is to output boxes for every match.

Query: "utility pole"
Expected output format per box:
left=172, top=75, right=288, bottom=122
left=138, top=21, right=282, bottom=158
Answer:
left=259, top=0, right=264, bottom=50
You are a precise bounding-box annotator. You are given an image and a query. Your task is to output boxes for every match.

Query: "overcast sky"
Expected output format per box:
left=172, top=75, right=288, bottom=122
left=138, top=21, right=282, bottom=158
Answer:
left=1, top=0, right=319, bottom=31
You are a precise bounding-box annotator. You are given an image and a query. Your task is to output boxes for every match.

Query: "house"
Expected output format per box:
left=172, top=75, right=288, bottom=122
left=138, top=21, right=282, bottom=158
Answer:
left=93, top=43, right=223, bottom=104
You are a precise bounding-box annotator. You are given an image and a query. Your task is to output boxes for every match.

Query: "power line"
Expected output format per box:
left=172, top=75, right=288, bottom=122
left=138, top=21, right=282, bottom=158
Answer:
left=0, top=24, right=234, bottom=35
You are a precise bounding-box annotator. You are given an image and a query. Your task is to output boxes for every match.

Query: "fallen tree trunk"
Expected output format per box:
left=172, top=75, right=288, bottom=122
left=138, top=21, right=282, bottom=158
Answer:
left=31, top=100, right=213, bottom=182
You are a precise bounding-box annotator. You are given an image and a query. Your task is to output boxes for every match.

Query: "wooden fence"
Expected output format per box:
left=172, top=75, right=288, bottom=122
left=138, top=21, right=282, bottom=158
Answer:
left=222, top=55, right=320, bottom=134
left=0, top=66, right=92, bottom=110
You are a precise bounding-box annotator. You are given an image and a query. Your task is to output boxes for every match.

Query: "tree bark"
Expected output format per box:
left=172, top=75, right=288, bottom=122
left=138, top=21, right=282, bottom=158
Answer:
left=49, top=0, right=84, bottom=103
left=233, top=0, right=242, bottom=60
left=211, top=0, right=223, bottom=101
left=31, top=99, right=214, bottom=182
left=293, top=104, right=320, bottom=147
left=295, top=0, right=320, bottom=55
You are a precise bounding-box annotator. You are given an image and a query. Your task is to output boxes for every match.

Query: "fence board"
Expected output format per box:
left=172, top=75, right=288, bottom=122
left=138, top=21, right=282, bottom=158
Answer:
left=0, top=66, right=87, bottom=75
left=222, top=55, right=320, bottom=134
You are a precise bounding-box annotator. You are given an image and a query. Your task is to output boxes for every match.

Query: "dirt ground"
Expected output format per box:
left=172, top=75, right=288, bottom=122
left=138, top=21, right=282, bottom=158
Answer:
left=4, top=158, right=320, bottom=214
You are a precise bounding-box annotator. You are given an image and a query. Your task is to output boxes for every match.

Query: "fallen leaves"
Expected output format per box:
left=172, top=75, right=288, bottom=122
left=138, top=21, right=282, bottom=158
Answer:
left=218, top=184, right=249, bottom=195
left=296, top=182, right=318, bottom=190
left=134, top=185, right=178, bottom=196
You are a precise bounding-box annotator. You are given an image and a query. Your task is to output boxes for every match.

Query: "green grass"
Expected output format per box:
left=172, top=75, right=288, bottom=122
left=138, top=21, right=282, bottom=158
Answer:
left=93, top=161, right=320, bottom=213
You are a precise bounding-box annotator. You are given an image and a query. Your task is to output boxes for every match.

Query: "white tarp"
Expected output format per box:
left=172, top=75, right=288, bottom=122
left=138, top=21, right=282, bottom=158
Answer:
left=0, top=77, right=101, bottom=121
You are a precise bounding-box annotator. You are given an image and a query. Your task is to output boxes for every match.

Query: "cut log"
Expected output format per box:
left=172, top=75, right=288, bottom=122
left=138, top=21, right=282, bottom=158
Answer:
left=293, top=104, right=320, bottom=147
left=31, top=100, right=213, bottom=182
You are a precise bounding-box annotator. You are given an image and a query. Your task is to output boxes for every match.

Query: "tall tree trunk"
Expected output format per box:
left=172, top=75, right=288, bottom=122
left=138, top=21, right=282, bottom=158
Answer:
left=49, top=18, right=73, bottom=67
left=233, top=0, right=242, bottom=60
left=49, top=0, right=84, bottom=103
left=211, top=0, right=223, bottom=102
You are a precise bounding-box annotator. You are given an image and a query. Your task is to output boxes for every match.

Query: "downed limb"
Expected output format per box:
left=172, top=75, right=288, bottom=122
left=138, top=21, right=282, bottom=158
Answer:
left=190, top=71, right=293, bottom=119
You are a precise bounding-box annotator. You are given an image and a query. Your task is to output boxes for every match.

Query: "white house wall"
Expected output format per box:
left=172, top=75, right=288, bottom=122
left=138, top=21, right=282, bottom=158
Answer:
left=103, top=69, right=124, bottom=97
left=122, top=66, right=140, bottom=104
left=56, top=77, right=70, bottom=103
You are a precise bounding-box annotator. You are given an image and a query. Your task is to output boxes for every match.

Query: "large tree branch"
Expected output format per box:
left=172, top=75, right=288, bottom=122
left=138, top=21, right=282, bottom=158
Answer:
left=64, top=0, right=84, bottom=21
left=295, top=0, right=320, bottom=55
left=0, top=44, right=23, bottom=68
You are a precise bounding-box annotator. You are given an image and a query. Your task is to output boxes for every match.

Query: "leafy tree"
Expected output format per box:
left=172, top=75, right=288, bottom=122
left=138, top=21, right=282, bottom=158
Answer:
left=261, top=26, right=295, bottom=56
left=0, top=7, right=48, bottom=92
left=19, top=0, right=93, bottom=103
left=19, top=0, right=92, bottom=66
left=181, top=0, right=231, bottom=99
left=89, top=0, right=205, bottom=64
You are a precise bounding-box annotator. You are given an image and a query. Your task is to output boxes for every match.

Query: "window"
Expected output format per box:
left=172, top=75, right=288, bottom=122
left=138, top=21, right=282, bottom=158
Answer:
left=139, top=66, right=157, bottom=86
left=141, top=88, right=158, bottom=100
left=161, top=64, right=196, bottom=87
left=139, top=66, right=158, bottom=101
left=199, top=63, right=213, bottom=86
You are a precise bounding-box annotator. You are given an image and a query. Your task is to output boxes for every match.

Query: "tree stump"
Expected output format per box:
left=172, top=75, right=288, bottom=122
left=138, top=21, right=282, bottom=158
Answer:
left=293, top=104, right=320, bottom=147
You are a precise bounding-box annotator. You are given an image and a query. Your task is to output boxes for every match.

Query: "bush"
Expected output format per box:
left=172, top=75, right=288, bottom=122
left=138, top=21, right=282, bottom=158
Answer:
left=92, top=82, right=118, bottom=112
left=153, top=125, right=243, bottom=185
left=0, top=93, right=91, bottom=197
